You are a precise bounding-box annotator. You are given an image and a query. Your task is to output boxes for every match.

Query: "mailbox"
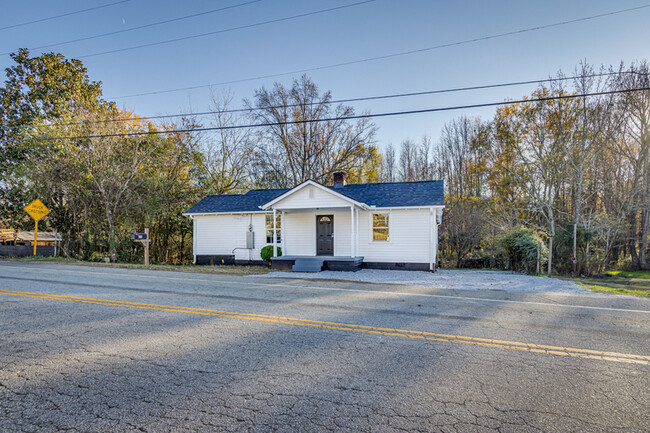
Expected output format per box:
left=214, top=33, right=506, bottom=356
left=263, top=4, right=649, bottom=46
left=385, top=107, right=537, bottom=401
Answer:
left=131, top=232, right=148, bottom=240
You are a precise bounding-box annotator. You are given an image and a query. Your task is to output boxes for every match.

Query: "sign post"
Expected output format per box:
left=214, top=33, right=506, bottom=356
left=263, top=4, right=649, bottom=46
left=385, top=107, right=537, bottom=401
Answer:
left=24, top=199, right=50, bottom=256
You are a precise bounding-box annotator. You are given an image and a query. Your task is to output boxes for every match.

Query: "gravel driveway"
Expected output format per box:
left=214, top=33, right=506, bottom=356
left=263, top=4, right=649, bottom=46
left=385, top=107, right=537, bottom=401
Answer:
left=260, top=269, right=588, bottom=293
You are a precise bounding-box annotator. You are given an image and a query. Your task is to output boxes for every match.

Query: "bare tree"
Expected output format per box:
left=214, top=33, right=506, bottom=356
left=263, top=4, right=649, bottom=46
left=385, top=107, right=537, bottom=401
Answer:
left=569, top=63, right=619, bottom=273
left=191, top=90, right=252, bottom=194
left=395, top=136, right=435, bottom=182
left=247, top=75, right=376, bottom=187
left=614, top=62, right=650, bottom=269
left=523, top=87, right=576, bottom=275
left=380, top=143, right=396, bottom=182
left=438, top=116, right=486, bottom=199
left=398, top=139, right=418, bottom=181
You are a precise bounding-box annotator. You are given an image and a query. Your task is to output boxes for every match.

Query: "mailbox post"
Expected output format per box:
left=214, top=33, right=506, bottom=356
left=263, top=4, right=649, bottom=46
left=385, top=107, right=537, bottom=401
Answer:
left=131, top=228, right=150, bottom=265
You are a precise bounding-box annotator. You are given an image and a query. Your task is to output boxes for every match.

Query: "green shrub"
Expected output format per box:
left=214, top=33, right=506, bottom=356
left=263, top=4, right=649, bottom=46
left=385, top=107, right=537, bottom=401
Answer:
left=89, top=251, right=110, bottom=262
left=497, top=227, right=547, bottom=273
left=612, top=256, right=633, bottom=271
left=260, top=245, right=282, bottom=262
left=554, top=223, right=594, bottom=274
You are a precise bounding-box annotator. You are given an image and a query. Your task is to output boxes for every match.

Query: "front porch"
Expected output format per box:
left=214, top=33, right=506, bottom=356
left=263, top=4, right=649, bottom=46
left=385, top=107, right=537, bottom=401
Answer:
left=271, top=255, right=364, bottom=272
left=263, top=180, right=366, bottom=268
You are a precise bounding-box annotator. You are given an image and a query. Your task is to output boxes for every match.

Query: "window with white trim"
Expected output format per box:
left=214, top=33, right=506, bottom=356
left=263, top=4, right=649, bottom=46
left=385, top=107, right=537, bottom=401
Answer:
left=372, top=213, right=389, bottom=241
left=265, top=214, right=281, bottom=244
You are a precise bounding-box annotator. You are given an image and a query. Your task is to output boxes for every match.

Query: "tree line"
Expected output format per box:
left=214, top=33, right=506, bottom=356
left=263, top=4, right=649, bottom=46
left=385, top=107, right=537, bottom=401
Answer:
left=382, top=62, right=650, bottom=274
left=1, top=49, right=648, bottom=273
left=0, top=50, right=378, bottom=263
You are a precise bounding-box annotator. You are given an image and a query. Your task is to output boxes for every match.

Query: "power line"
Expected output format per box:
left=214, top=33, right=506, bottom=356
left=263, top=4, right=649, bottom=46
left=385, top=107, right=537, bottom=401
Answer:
left=108, top=2, right=650, bottom=100
left=76, top=0, right=376, bottom=59
left=1, top=0, right=262, bottom=56
left=28, top=86, right=650, bottom=142
left=0, top=0, right=131, bottom=32
left=61, top=71, right=635, bottom=126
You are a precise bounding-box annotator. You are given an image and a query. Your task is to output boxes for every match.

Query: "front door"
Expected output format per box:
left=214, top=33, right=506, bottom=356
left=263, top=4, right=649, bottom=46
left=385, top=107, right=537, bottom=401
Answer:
left=316, top=215, right=334, bottom=256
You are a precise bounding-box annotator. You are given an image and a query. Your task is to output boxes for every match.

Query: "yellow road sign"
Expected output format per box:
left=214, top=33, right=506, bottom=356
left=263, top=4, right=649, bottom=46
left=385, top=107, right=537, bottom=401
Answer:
left=24, top=199, right=50, bottom=256
left=24, top=199, right=50, bottom=222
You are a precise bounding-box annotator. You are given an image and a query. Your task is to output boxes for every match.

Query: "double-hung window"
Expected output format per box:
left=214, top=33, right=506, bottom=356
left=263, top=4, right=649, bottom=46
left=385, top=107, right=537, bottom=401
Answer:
left=372, top=213, right=389, bottom=241
left=265, top=214, right=281, bottom=244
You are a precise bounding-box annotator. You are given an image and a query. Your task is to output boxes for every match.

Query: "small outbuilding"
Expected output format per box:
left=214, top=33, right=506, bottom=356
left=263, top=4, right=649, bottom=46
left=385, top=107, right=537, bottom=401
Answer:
left=184, top=174, right=444, bottom=272
left=1, top=229, right=62, bottom=246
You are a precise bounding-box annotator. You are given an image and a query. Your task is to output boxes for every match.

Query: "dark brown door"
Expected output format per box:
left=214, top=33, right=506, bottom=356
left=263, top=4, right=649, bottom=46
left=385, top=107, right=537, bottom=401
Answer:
left=316, top=215, right=334, bottom=256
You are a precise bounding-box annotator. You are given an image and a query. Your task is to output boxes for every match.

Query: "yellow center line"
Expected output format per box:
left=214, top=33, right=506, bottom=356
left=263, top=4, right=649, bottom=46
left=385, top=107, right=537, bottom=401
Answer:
left=1, top=288, right=648, bottom=365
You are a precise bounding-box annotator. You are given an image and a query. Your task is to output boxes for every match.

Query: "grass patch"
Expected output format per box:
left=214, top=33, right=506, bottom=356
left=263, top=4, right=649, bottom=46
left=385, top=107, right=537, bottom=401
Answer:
left=570, top=268, right=650, bottom=297
left=606, top=270, right=650, bottom=279
left=0, top=256, right=271, bottom=276
left=577, top=282, right=650, bottom=297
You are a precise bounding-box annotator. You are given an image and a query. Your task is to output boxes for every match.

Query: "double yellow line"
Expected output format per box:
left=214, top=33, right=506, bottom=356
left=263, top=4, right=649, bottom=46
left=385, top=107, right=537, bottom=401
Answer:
left=2, top=288, right=649, bottom=365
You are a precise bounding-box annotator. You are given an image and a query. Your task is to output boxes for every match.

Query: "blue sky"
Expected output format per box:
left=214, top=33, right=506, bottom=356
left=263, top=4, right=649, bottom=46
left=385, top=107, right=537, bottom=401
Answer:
left=1, top=0, right=649, bottom=149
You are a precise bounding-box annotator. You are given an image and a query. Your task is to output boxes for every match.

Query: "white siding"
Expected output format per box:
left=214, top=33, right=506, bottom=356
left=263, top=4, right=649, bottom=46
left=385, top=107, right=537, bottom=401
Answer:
left=192, top=208, right=439, bottom=264
left=332, top=209, right=351, bottom=257
left=284, top=212, right=315, bottom=255
left=283, top=209, right=353, bottom=256
left=274, top=185, right=353, bottom=210
left=358, top=209, right=434, bottom=263
left=194, top=214, right=268, bottom=261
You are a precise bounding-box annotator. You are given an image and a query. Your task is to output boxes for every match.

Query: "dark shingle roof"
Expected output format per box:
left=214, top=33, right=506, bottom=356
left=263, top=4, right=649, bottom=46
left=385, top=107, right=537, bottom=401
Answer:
left=184, top=189, right=287, bottom=214
left=184, top=180, right=444, bottom=214
left=327, top=180, right=444, bottom=208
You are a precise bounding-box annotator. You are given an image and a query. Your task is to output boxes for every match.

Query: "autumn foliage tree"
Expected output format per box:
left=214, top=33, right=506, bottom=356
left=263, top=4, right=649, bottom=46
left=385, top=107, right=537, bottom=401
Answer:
left=3, top=49, right=649, bottom=273
left=383, top=62, right=650, bottom=274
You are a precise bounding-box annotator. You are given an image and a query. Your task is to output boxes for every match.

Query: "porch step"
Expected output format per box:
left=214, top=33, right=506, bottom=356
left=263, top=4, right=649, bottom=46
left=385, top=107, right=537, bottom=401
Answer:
left=292, top=258, right=324, bottom=272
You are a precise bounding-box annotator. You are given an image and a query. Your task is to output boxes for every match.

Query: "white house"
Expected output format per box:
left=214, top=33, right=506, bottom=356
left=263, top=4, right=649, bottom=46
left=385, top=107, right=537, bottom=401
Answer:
left=183, top=174, right=444, bottom=272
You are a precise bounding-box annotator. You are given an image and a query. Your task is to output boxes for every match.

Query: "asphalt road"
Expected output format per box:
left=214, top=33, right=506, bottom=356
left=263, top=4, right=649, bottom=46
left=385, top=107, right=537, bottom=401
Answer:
left=1, top=262, right=649, bottom=432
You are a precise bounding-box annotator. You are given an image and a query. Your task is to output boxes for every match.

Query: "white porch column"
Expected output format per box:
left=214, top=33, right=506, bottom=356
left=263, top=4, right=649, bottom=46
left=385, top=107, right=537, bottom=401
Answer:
left=429, top=208, right=434, bottom=271
left=350, top=206, right=355, bottom=258
left=281, top=211, right=286, bottom=255
left=273, top=208, right=277, bottom=258
left=192, top=216, right=197, bottom=264
left=432, top=209, right=439, bottom=270
left=355, top=208, right=359, bottom=257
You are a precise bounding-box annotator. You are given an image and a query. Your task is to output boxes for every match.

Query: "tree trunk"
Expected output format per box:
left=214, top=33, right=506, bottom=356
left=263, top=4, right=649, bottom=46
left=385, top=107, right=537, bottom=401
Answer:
left=639, top=208, right=649, bottom=269
left=105, top=207, right=117, bottom=263
left=585, top=241, right=591, bottom=276
left=547, top=236, right=554, bottom=276
left=629, top=213, right=639, bottom=268
left=179, top=227, right=185, bottom=265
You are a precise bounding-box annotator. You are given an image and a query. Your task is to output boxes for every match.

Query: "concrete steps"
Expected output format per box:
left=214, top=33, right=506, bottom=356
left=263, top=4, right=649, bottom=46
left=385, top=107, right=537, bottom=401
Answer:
left=292, top=258, right=325, bottom=272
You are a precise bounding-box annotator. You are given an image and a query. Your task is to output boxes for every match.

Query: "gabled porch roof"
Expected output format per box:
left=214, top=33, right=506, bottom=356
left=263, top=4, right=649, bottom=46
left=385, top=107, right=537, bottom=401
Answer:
left=260, top=179, right=367, bottom=210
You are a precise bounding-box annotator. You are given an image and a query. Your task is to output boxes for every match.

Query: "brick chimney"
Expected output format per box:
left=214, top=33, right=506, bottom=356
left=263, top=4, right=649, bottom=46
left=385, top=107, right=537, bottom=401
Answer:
left=333, top=172, right=346, bottom=188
